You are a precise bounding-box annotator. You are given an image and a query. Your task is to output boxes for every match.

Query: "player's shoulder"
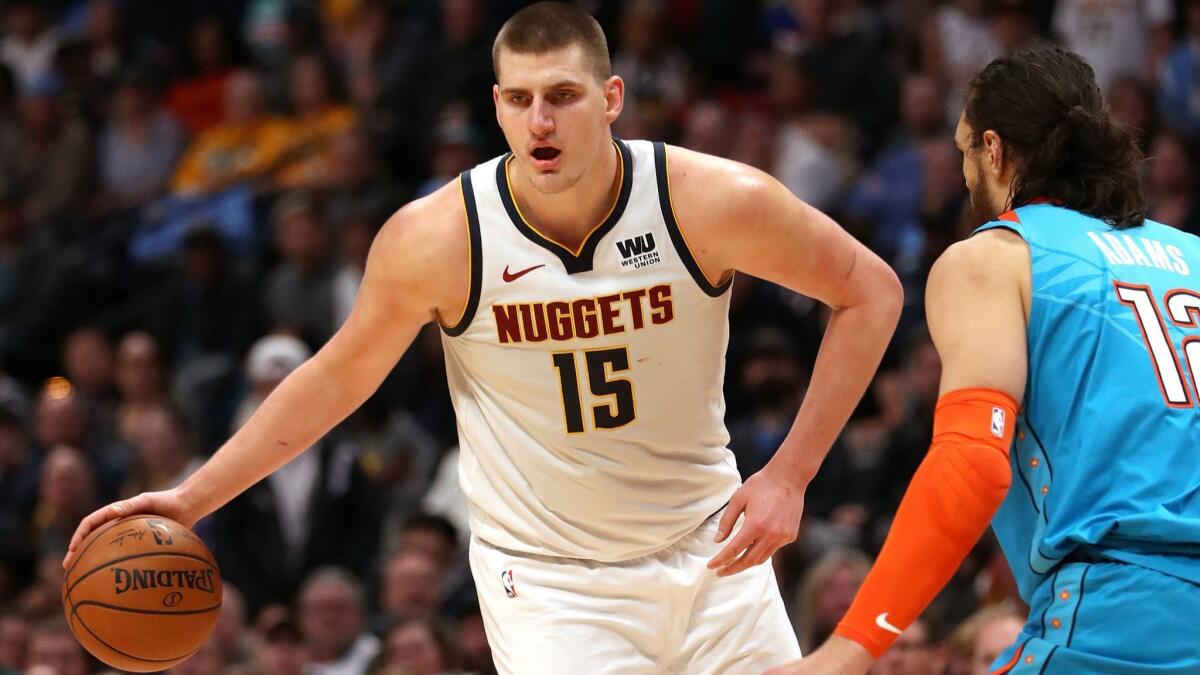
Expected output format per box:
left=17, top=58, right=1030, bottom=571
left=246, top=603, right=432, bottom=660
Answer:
left=376, top=179, right=468, bottom=253
left=369, top=178, right=470, bottom=288
left=929, top=229, right=1030, bottom=299
left=658, top=143, right=782, bottom=224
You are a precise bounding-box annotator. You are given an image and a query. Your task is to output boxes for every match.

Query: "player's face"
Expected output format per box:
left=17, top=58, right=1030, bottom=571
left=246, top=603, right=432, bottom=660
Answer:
left=493, top=45, right=623, bottom=194
left=956, top=114, right=1001, bottom=224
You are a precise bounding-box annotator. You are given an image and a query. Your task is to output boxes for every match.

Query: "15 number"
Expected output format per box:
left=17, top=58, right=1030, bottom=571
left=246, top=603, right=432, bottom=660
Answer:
left=551, top=347, right=637, bottom=433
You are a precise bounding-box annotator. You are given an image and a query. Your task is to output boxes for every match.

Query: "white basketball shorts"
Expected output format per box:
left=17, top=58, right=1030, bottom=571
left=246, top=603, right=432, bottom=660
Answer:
left=469, top=509, right=802, bottom=674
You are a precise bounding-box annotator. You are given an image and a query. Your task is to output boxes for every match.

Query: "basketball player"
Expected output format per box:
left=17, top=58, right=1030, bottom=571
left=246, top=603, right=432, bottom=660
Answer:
left=65, top=4, right=903, bottom=672
left=769, top=48, right=1200, bottom=674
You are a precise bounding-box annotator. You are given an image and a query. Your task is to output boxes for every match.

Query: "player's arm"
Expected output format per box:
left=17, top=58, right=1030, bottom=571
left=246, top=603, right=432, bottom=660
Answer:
left=64, top=182, right=470, bottom=567
left=767, top=229, right=1030, bottom=674
left=665, top=146, right=904, bottom=575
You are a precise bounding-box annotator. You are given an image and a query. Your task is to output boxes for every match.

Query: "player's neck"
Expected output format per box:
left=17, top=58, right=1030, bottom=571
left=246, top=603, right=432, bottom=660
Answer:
left=511, top=139, right=620, bottom=248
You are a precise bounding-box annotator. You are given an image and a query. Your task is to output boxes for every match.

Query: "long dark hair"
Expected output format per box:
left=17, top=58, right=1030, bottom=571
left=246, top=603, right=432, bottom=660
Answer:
left=965, top=47, right=1145, bottom=229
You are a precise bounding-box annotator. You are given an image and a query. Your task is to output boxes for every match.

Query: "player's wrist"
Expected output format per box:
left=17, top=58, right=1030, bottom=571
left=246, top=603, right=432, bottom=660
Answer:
left=822, top=635, right=876, bottom=671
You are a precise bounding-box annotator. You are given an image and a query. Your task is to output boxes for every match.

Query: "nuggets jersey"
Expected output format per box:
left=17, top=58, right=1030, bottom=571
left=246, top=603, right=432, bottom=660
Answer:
left=439, top=140, right=741, bottom=562
left=976, top=204, right=1200, bottom=600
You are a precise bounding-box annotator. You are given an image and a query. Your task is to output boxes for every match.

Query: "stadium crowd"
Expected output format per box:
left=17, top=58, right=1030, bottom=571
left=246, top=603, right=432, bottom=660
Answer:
left=0, top=0, right=1194, bottom=673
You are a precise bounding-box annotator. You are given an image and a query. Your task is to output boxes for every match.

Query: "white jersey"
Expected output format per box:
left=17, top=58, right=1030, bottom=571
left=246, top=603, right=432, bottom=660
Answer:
left=440, top=139, right=741, bottom=562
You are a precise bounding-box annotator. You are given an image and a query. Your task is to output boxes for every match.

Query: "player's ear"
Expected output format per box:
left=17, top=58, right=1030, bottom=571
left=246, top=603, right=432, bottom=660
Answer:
left=982, top=129, right=1005, bottom=178
left=603, top=75, right=624, bottom=125
left=493, top=83, right=502, bottom=122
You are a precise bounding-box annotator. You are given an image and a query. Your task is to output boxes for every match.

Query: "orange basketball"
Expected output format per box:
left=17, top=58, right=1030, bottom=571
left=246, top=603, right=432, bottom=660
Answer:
left=61, top=515, right=223, bottom=672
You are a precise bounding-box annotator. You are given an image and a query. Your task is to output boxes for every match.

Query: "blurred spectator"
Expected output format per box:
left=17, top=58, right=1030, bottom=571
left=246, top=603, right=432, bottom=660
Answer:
left=729, top=109, right=775, bottom=172
left=25, top=620, right=86, bottom=675
left=338, top=2, right=420, bottom=186
left=767, top=54, right=852, bottom=210
left=0, top=188, right=63, bottom=380
left=921, top=0, right=1000, bottom=123
left=263, top=191, right=336, bottom=347
left=29, top=445, right=97, bottom=556
left=1054, top=0, right=1173, bottom=93
left=60, top=327, right=115, bottom=407
left=1160, top=0, right=1200, bottom=140
left=297, top=567, right=381, bottom=675
left=372, top=617, right=459, bottom=675
left=275, top=53, right=357, bottom=189
left=0, top=72, right=93, bottom=226
left=792, top=548, right=870, bottom=652
left=843, top=73, right=949, bottom=275
left=0, top=2, right=59, bottom=95
left=81, top=0, right=127, bottom=86
left=1148, top=131, right=1200, bottom=234
left=99, top=68, right=185, bottom=209
left=155, top=225, right=259, bottom=368
left=451, top=604, right=492, bottom=675
left=414, top=112, right=481, bottom=199
left=989, top=1, right=1040, bottom=56
left=1109, top=75, right=1158, bottom=153
left=120, top=404, right=202, bottom=497
left=728, top=327, right=809, bottom=480
left=413, top=0, right=493, bottom=156
left=612, top=0, right=691, bottom=133
left=325, top=127, right=400, bottom=227
left=0, top=407, right=40, bottom=524
left=331, top=211, right=374, bottom=328
left=165, top=16, right=237, bottom=135
left=213, top=584, right=254, bottom=668
left=680, top=100, right=732, bottom=159
left=251, top=613, right=307, bottom=675
left=0, top=612, right=30, bottom=673
left=32, top=382, right=124, bottom=500
left=164, top=641, right=225, bottom=675
left=793, top=0, right=898, bottom=155
left=970, top=604, right=1025, bottom=675
left=216, top=334, right=382, bottom=614
left=170, top=69, right=290, bottom=196
left=378, top=549, right=443, bottom=628
left=870, top=617, right=940, bottom=675
left=114, top=331, right=168, bottom=443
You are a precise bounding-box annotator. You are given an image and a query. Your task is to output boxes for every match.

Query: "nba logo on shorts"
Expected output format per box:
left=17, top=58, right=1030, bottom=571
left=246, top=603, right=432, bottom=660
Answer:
left=991, top=407, right=1006, bottom=438
left=501, top=569, right=518, bottom=598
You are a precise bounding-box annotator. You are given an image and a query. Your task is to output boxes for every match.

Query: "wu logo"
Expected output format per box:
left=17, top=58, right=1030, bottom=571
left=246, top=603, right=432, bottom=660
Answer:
left=617, top=233, right=655, bottom=259
left=616, top=233, right=661, bottom=269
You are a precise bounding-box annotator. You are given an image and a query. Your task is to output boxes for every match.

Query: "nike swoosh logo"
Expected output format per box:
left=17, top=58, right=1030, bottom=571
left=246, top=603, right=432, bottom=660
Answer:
left=875, top=612, right=903, bottom=635
left=502, top=264, right=545, bottom=283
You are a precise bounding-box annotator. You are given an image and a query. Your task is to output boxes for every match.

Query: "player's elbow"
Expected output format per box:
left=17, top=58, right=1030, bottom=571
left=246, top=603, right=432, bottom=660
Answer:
left=846, top=250, right=904, bottom=321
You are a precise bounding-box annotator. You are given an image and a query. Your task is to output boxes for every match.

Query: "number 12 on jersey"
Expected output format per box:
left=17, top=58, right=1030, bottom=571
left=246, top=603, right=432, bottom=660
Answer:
left=551, top=347, right=637, bottom=433
left=1116, top=282, right=1200, bottom=408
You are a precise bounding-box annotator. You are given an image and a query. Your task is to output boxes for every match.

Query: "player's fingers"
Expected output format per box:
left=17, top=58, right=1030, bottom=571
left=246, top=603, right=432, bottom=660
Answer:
left=715, top=536, right=773, bottom=577
left=65, top=500, right=133, bottom=566
left=707, top=526, right=755, bottom=569
left=714, top=494, right=745, bottom=543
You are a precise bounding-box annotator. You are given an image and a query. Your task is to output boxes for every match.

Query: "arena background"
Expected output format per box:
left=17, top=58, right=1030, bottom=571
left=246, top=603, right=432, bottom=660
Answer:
left=0, top=0, right=1191, bottom=673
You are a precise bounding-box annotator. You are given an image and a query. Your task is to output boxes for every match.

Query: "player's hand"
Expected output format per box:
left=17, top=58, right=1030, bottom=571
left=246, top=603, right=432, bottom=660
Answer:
left=761, top=636, right=874, bottom=675
left=707, top=462, right=806, bottom=577
left=62, top=490, right=195, bottom=570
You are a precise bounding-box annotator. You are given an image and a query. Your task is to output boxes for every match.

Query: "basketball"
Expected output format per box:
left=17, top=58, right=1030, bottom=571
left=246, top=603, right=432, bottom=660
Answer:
left=61, top=515, right=223, bottom=672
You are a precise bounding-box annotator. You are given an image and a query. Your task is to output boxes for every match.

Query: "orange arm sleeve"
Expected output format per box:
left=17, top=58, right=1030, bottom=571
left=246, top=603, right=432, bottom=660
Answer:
left=834, top=388, right=1017, bottom=658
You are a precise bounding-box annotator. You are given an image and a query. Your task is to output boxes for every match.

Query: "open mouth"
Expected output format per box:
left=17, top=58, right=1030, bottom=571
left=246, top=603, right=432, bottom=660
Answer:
left=531, top=147, right=561, bottom=161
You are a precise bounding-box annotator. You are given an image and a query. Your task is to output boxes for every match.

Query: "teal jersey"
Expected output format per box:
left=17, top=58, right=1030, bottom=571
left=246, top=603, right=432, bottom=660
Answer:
left=975, top=204, right=1200, bottom=601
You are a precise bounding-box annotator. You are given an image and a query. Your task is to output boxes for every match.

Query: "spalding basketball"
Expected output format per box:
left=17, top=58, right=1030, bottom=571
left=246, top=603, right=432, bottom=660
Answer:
left=61, top=515, right=222, bottom=672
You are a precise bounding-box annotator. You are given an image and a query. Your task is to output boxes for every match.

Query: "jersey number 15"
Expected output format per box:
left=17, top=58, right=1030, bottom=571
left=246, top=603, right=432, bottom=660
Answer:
left=1116, top=282, right=1200, bottom=408
left=551, top=347, right=637, bottom=433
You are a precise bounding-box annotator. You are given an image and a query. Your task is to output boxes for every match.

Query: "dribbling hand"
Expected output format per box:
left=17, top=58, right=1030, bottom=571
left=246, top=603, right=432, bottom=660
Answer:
left=707, top=463, right=806, bottom=577
left=62, top=489, right=195, bottom=570
left=761, top=636, right=875, bottom=675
